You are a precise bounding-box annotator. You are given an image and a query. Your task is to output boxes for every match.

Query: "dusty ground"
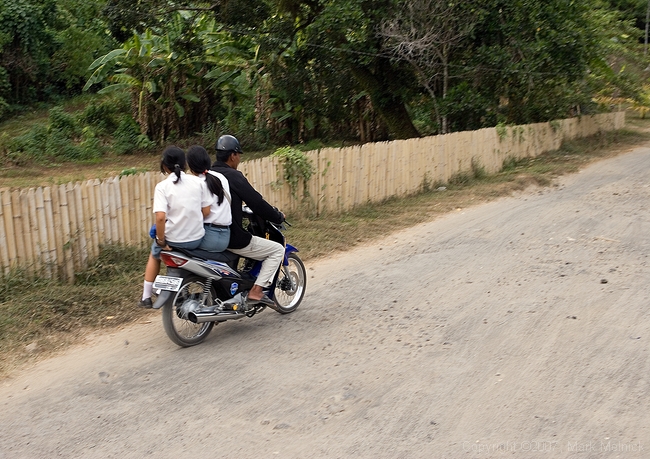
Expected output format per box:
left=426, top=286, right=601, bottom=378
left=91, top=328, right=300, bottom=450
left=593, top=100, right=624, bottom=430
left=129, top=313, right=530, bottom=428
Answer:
left=1, top=146, right=649, bottom=458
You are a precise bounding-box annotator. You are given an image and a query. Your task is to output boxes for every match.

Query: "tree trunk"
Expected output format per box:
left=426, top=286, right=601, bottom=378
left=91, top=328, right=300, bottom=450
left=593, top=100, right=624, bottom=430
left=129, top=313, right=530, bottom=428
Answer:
left=646, top=0, right=650, bottom=55
left=441, top=46, right=449, bottom=134
left=349, top=66, right=420, bottom=140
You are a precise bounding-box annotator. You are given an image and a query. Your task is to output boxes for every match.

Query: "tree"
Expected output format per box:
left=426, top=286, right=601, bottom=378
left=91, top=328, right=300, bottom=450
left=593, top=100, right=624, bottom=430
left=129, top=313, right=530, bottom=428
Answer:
left=264, top=0, right=421, bottom=140
left=0, top=0, right=116, bottom=115
left=380, top=0, right=477, bottom=133
left=0, top=0, right=57, bottom=105
left=606, top=0, right=647, bottom=33
left=85, top=12, right=252, bottom=142
left=582, top=3, right=650, bottom=114
left=465, top=0, right=604, bottom=124
left=51, top=0, right=117, bottom=92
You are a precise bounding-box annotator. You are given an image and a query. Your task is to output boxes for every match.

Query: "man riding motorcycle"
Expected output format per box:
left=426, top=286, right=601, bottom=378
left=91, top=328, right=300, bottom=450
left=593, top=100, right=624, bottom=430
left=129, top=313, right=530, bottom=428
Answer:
left=211, top=135, right=285, bottom=305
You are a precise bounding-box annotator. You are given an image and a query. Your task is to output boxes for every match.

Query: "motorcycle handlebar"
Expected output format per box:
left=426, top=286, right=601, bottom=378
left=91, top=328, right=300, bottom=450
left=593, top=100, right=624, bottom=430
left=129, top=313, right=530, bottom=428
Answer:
left=243, top=205, right=287, bottom=225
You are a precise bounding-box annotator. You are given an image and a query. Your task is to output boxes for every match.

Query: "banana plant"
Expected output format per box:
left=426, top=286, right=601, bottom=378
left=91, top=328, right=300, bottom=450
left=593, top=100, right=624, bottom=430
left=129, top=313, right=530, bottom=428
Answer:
left=84, top=12, right=253, bottom=142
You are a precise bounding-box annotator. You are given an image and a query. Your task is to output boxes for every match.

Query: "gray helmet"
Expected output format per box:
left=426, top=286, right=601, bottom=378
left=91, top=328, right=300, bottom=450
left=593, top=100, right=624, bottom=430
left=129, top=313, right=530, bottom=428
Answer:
left=215, top=135, right=242, bottom=154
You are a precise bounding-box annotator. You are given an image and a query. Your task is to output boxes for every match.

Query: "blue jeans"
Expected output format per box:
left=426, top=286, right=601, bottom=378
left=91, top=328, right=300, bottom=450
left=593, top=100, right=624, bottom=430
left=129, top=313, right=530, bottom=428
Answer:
left=198, top=224, right=230, bottom=252
left=150, top=238, right=202, bottom=259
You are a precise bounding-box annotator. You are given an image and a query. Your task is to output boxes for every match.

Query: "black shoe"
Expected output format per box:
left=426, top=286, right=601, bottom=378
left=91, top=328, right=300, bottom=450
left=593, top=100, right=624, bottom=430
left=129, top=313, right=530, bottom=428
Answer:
left=138, top=298, right=153, bottom=308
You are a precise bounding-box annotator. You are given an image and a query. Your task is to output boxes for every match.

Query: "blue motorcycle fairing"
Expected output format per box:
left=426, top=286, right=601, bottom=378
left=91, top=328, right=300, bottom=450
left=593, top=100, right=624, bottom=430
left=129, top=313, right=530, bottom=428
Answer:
left=284, top=243, right=299, bottom=265
left=245, top=242, right=299, bottom=276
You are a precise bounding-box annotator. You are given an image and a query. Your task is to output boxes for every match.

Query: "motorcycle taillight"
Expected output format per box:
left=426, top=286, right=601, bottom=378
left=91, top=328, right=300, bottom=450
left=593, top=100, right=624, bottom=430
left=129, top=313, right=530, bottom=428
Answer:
left=160, top=252, right=188, bottom=267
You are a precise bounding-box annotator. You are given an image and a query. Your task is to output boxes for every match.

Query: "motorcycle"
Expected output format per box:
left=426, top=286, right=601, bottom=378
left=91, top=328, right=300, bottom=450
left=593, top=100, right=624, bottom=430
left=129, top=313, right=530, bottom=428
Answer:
left=151, top=207, right=307, bottom=347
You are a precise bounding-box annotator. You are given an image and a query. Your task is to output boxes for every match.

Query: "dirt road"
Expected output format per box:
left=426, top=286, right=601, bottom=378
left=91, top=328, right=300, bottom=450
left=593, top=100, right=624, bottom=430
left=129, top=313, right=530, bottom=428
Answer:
left=1, top=147, right=649, bottom=459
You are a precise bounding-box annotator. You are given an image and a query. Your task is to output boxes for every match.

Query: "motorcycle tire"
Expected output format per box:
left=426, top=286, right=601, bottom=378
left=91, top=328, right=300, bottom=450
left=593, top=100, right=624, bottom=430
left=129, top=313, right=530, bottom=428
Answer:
left=273, top=252, right=307, bottom=314
left=162, top=275, right=215, bottom=347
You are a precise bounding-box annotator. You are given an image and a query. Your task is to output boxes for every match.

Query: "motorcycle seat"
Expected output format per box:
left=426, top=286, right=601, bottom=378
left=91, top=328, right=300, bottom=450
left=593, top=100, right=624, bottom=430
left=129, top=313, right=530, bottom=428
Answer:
left=169, top=247, right=239, bottom=267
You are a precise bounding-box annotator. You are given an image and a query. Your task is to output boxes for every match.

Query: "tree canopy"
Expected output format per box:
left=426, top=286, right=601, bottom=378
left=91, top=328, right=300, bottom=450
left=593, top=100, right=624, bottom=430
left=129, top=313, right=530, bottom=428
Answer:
left=0, top=0, right=648, bottom=149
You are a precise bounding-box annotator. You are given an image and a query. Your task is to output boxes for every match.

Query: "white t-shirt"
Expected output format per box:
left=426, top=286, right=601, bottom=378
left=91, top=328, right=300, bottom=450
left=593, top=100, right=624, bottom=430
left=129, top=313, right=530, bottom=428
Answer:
left=153, top=172, right=212, bottom=243
left=203, top=171, right=233, bottom=226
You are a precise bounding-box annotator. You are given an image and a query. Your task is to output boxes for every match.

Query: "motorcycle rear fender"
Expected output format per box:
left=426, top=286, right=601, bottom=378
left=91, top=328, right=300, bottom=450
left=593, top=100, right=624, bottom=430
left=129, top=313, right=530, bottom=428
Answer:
left=152, top=267, right=191, bottom=310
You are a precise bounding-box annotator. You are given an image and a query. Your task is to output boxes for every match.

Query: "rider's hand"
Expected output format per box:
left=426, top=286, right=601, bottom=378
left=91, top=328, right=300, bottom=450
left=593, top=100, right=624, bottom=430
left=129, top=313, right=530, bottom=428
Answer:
left=274, top=206, right=285, bottom=221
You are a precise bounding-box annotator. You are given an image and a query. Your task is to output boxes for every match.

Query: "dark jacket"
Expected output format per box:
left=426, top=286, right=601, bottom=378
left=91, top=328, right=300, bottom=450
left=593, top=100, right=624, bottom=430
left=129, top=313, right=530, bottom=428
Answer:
left=211, top=160, right=284, bottom=249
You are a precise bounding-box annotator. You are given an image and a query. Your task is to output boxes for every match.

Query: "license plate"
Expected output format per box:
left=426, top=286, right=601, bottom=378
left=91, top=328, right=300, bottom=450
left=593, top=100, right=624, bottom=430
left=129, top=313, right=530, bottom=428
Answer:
left=153, top=275, right=183, bottom=292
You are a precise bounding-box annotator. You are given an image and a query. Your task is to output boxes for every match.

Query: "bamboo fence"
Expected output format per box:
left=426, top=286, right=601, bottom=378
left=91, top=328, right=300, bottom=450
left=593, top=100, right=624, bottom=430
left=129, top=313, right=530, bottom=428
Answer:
left=0, top=112, right=625, bottom=281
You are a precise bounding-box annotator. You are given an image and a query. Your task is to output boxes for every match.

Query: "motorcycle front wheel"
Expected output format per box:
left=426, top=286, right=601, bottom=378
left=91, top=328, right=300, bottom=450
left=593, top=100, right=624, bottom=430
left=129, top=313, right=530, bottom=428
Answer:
left=273, top=253, right=306, bottom=314
left=162, top=276, right=214, bottom=347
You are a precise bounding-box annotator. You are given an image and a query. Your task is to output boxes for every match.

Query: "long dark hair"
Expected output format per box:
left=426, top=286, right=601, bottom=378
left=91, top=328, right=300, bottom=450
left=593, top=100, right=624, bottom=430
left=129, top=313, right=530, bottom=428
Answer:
left=187, top=145, right=225, bottom=204
left=160, top=146, right=186, bottom=184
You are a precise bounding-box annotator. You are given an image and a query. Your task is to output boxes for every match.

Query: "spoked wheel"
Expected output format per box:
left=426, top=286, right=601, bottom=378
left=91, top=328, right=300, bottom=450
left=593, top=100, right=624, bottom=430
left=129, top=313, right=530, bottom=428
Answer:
left=162, top=276, right=214, bottom=347
left=273, top=253, right=306, bottom=314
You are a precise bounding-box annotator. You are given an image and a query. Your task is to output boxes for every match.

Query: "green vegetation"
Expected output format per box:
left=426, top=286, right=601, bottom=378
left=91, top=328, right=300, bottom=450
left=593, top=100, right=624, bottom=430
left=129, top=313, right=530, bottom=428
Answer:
left=0, top=93, right=155, bottom=167
left=0, top=0, right=649, bottom=165
left=271, top=146, right=315, bottom=201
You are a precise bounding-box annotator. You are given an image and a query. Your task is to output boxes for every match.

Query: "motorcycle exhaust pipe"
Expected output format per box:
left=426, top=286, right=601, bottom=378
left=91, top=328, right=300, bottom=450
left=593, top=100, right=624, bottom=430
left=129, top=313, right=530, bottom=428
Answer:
left=188, top=293, right=248, bottom=323
left=188, top=309, right=245, bottom=323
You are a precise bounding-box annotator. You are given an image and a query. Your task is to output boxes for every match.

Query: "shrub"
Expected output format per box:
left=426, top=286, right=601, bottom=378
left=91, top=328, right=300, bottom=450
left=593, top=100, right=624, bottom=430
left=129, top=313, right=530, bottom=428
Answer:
left=271, top=146, right=315, bottom=200
left=48, top=106, right=80, bottom=138
left=46, top=129, right=83, bottom=160
left=80, top=102, right=118, bottom=134
left=3, top=125, right=49, bottom=165
left=112, top=117, right=142, bottom=155
left=78, top=128, right=103, bottom=161
left=0, top=97, right=9, bottom=120
left=79, top=95, right=130, bottom=134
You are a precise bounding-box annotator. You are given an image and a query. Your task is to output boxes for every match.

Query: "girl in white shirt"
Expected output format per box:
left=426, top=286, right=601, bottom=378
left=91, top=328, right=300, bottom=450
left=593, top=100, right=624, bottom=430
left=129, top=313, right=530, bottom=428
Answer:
left=139, top=146, right=212, bottom=308
left=187, top=145, right=232, bottom=252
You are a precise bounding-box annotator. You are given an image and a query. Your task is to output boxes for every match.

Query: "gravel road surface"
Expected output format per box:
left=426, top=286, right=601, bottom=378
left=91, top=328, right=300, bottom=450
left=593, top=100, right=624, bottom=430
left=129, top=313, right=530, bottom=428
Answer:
left=1, top=147, right=649, bottom=458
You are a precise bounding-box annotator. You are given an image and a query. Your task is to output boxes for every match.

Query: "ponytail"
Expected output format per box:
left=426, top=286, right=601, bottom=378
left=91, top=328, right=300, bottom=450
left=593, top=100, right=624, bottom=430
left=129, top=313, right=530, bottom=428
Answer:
left=186, top=144, right=224, bottom=203
left=205, top=172, right=225, bottom=204
left=173, top=163, right=182, bottom=184
left=160, top=146, right=186, bottom=184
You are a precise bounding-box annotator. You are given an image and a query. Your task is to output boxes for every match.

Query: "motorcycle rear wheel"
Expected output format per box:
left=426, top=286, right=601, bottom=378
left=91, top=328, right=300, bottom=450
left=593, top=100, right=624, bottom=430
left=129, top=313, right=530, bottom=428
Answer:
left=162, top=276, right=214, bottom=347
left=273, top=253, right=306, bottom=314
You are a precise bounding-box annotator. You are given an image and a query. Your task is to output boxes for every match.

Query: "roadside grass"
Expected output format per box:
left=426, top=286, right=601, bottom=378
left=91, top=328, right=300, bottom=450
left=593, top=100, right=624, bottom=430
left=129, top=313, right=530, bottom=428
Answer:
left=0, top=245, right=151, bottom=376
left=1, top=116, right=650, bottom=377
